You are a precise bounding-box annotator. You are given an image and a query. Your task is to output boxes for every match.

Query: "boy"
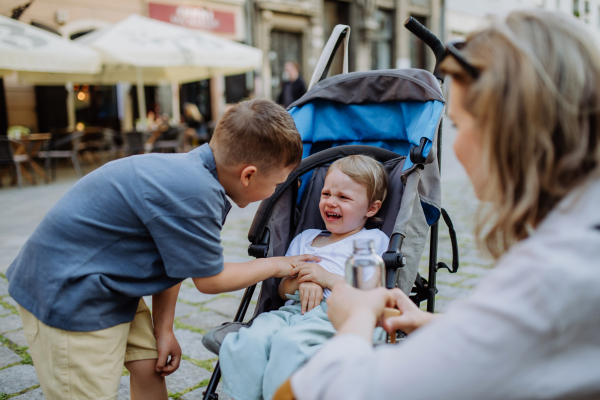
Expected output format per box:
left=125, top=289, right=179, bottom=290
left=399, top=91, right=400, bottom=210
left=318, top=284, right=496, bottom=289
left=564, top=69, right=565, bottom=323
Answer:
left=6, top=99, right=318, bottom=400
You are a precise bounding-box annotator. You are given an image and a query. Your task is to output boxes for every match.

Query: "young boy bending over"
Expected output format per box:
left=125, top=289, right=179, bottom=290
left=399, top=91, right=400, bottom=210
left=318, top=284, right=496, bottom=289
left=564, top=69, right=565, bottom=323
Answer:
left=219, top=155, right=390, bottom=400
left=6, top=100, right=318, bottom=400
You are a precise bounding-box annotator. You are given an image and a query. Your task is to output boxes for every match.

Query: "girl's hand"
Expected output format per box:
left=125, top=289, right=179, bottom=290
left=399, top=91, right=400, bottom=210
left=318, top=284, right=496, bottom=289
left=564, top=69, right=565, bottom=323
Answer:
left=298, top=282, right=324, bottom=314
left=326, top=283, right=394, bottom=332
left=383, top=288, right=437, bottom=334
left=154, top=330, right=182, bottom=377
left=292, top=262, right=344, bottom=288
left=272, top=255, right=321, bottom=278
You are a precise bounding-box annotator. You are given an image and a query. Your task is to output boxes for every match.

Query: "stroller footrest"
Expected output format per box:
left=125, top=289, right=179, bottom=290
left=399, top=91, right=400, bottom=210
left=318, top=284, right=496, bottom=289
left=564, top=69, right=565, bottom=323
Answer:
left=202, top=322, right=252, bottom=355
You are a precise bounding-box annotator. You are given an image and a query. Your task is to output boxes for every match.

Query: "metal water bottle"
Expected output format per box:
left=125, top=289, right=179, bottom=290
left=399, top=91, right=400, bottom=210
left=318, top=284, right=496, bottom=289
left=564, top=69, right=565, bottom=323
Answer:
left=345, top=238, right=385, bottom=289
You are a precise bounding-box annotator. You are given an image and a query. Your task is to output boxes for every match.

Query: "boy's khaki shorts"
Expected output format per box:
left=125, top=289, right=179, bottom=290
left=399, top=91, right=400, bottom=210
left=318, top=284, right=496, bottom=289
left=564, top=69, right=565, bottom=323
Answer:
left=19, top=299, right=158, bottom=400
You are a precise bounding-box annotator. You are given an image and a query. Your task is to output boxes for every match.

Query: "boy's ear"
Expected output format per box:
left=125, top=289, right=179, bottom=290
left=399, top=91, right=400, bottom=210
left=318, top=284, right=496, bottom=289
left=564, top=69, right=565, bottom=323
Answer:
left=366, top=200, right=382, bottom=218
left=240, top=166, right=258, bottom=187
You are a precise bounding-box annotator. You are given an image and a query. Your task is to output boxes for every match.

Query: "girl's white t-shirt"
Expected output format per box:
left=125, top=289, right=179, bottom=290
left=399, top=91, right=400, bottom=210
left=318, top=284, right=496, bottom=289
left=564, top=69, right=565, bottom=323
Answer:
left=285, top=228, right=390, bottom=298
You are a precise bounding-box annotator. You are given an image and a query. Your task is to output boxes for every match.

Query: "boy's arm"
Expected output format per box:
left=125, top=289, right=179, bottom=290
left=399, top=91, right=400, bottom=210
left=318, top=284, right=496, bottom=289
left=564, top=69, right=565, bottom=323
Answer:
left=193, top=254, right=320, bottom=294
left=152, top=283, right=182, bottom=377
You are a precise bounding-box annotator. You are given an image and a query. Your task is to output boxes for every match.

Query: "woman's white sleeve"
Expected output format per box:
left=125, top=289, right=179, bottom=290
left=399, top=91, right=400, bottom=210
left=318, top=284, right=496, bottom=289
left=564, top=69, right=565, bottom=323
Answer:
left=291, top=249, right=599, bottom=400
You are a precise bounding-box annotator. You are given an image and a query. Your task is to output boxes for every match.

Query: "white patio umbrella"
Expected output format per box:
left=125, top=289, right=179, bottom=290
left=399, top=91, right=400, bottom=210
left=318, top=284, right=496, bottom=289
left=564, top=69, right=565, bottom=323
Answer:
left=0, top=14, right=101, bottom=76
left=19, top=14, right=263, bottom=121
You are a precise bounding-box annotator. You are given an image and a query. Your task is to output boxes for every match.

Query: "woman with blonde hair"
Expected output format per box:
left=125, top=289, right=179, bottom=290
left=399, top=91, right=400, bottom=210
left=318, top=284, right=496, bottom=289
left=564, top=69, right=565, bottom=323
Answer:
left=282, top=10, right=600, bottom=400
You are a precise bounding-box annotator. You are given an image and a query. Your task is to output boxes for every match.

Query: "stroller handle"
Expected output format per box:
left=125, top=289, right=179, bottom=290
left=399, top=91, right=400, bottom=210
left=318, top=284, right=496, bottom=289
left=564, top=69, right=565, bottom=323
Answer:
left=404, top=17, right=445, bottom=82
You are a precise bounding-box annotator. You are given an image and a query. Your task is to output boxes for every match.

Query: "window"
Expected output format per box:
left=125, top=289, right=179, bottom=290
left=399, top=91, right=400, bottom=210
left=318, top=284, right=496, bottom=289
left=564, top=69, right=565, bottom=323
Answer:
left=584, top=0, right=590, bottom=22
left=573, top=0, right=580, bottom=17
left=371, top=9, right=394, bottom=70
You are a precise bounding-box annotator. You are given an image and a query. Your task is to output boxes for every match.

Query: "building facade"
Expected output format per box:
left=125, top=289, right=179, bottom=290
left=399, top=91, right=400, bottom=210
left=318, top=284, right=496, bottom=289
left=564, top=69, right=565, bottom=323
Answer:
left=446, top=0, right=600, bottom=40
left=251, top=0, right=444, bottom=102
left=1, top=0, right=247, bottom=133
left=1, top=0, right=443, bottom=135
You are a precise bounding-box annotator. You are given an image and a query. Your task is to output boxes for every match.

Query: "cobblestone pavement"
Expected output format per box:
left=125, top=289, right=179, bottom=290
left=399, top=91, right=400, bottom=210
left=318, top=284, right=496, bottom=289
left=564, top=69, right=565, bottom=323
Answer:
left=0, top=120, right=494, bottom=398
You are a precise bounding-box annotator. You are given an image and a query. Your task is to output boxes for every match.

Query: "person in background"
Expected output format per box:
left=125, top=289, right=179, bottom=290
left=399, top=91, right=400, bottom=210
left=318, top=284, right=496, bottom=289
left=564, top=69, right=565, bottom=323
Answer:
left=183, top=102, right=209, bottom=151
left=277, top=10, right=600, bottom=400
left=277, top=61, right=307, bottom=108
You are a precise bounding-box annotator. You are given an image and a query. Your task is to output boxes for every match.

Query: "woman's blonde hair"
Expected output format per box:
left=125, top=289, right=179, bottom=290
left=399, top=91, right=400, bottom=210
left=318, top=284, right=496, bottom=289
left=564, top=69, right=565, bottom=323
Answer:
left=327, top=155, right=389, bottom=205
left=441, top=11, right=600, bottom=259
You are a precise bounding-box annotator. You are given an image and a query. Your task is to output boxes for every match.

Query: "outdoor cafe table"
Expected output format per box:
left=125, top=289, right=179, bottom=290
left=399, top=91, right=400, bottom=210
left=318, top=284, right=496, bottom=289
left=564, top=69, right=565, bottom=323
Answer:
left=11, top=133, right=52, bottom=184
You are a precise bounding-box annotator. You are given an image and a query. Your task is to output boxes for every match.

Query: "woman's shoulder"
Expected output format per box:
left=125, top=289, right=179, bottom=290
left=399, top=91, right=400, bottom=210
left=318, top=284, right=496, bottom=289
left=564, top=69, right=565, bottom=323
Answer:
left=482, top=221, right=600, bottom=332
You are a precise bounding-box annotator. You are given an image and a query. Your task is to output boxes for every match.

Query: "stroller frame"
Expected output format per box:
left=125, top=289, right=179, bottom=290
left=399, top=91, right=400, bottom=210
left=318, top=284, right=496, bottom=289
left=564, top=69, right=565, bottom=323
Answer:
left=201, top=18, right=458, bottom=400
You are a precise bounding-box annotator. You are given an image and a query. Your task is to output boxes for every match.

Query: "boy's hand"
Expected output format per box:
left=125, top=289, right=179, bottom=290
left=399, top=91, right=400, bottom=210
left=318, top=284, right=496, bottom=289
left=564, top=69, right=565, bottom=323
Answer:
left=272, top=255, right=321, bottom=278
left=155, top=330, right=182, bottom=377
left=299, top=282, right=323, bottom=314
left=293, top=262, right=344, bottom=288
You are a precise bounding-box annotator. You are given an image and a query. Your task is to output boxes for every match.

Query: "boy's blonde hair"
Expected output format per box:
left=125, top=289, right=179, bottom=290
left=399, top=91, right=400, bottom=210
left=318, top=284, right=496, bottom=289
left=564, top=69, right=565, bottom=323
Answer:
left=327, top=155, right=389, bottom=205
left=210, top=99, right=303, bottom=173
left=440, top=11, right=600, bottom=258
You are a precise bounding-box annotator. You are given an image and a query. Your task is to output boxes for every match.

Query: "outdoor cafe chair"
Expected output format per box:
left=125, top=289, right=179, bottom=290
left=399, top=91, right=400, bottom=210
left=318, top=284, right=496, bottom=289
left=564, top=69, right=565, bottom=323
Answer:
left=122, top=130, right=152, bottom=156
left=0, top=135, right=29, bottom=188
left=37, top=130, right=84, bottom=180
left=152, top=126, right=186, bottom=153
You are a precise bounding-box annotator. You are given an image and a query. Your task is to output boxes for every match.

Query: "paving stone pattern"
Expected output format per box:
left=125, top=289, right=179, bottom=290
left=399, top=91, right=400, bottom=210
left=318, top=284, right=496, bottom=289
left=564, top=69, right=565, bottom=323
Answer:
left=0, top=121, right=494, bottom=398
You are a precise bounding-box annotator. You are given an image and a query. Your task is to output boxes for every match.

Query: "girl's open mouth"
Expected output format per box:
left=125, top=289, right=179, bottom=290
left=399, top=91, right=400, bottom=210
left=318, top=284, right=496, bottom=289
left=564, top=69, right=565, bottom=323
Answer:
left=326, top=212, right=342, bottom=221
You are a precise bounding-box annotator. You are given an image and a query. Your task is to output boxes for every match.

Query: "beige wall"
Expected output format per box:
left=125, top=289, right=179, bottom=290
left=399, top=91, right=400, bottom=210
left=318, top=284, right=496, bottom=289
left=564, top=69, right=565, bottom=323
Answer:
left=3, top=73, right=38, bottom=132
left=3, top=0, right=143, bottom=34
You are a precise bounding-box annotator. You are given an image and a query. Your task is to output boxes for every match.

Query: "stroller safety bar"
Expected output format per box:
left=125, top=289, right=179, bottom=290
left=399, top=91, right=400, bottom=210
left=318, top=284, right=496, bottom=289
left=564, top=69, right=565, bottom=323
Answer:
left=248, top=229, right=270, bottom=259
left=382, top=170, right=422, bottom=289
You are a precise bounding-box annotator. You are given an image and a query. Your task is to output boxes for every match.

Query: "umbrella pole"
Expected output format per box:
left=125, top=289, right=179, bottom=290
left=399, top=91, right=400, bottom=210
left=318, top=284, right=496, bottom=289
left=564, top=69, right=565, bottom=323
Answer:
left=66, top=81, right=75, bottom=130
left=136, top=67, right=147, bottom=125
left=171, top=81, right=180, bottom=124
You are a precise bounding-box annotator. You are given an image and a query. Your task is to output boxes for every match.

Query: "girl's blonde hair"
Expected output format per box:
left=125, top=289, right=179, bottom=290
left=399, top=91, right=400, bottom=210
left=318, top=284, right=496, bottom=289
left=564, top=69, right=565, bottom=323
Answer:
left=327, top=155, right=389, bottom=205
left=440, top=11, right=600, bottom=259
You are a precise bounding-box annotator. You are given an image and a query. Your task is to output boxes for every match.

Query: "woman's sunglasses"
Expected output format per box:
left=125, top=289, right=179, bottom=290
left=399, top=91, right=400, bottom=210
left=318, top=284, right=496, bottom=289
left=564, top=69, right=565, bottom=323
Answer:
left=442, top=40, right=480, bottom=79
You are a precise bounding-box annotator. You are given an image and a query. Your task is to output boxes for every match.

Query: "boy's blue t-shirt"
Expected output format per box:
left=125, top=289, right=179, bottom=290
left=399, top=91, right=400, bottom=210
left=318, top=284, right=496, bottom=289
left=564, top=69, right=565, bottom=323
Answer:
left=6, top=144, right=231, bottom=332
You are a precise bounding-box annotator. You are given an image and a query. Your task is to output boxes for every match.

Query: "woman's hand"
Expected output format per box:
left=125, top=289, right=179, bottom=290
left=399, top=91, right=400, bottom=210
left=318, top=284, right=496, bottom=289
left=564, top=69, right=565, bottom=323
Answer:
left=298, top=282, right=324, bottom=314
left=154, top=330, right=182, bottom=377
left=292, top=262, right=344, bottom=288
left=272, top=255, right=321, bottom=278
left=326, top=283, right=394, bottom=340
left=383, top=288, right=437, bottom=334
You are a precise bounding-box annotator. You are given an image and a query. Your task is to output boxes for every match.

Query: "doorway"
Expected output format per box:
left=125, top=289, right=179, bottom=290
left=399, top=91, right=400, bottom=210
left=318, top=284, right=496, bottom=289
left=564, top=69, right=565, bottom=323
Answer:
left=35, top=86, right=68, bottom=132
left=269, top=30, right=303, bottom=100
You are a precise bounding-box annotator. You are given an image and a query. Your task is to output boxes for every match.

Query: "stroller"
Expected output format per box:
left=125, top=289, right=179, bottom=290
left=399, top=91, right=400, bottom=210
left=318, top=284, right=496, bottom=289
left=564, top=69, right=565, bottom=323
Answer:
left=201, top=18, right=459, bottom=400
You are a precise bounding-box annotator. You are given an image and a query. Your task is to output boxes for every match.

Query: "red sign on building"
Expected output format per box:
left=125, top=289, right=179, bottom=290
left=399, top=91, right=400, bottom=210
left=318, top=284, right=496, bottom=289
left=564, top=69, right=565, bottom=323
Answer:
left=148, top=2, right=235, bottom=34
